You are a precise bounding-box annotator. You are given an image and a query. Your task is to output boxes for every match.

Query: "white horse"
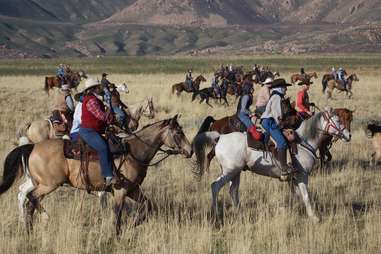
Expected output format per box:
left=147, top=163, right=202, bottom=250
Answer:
left=192, top=109, right=351, bottom=222
left=115, top=83, right=129, bottom=94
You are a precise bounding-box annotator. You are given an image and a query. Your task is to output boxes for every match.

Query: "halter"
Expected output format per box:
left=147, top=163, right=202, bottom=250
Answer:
left=320, top=111, right=347, bottom=139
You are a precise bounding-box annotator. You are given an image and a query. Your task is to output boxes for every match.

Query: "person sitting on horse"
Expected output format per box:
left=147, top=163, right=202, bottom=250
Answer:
left=51, top=84, right=75, bottom=135
left=296, top=80, right=315, bottom=120
left=185, top=69, right=193, bottom=91
left=331, top=66, right=336, bottom=80
left=261, top=78, right=293, bottom=179
left=57, top=64, right=65, bottom=85
left=337, top=67, right=347, bottom=89
left=79, top=78, right=116, bottom=187
left=237, top=83, right=263, bottom=141
left=70, top=91, right=84, bottom=141
left=300, top=67, right=307, bottom=81
left=101, top=73, right=113, bottom=107
left=110, top=84, right=129, bottom=129
left=211, top=74, right=220, bottom=98
left=255, top=77, right=273, bottom=116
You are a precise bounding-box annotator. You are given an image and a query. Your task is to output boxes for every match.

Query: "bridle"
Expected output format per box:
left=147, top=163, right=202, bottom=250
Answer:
left=320, top=111, right=347, bottom=140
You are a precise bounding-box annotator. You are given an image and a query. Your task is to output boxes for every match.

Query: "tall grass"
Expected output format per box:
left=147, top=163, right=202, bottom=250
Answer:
left=0, top=69, right=380, bottom=253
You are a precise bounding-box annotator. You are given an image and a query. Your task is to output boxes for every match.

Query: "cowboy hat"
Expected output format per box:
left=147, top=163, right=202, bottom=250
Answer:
left=102, top=73, right=108, bottom=77
left=297, top=80, right=313, bottom=86
left=84, top=77, right=101, bottom=91
left=270, top=78, right=292, bottom=88
left=263, top=77, right=273, bottom=85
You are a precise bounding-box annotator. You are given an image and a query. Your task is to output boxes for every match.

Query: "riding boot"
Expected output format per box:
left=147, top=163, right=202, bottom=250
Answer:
left=278, top=149, right=292, bottom=181
left=248, top=126, right=263, bottom=141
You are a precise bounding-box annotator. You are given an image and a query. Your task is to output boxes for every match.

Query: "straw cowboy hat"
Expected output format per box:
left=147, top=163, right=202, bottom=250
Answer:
left=60, top=84, right=71, bottom=91
left=84, top=78, right=101, bottom=91
left=263, top=77, right=274, bottom=86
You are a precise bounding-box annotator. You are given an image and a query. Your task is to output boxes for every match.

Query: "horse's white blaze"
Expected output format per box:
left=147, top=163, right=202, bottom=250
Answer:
left=116, top=83, right=129, bottom=93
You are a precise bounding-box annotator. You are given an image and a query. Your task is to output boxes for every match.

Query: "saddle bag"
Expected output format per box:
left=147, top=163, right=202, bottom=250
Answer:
left=106, top=131, right=128, bottom=155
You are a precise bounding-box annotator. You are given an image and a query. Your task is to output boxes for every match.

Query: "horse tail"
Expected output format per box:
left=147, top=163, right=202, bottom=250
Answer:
left=191, top=90, right=199, bottom=101
left=44, top=77, right=49, bottom=94
left=192, top=131, right=220, bottom=179
left=322, top=78, right=328, bottom=93
left=196, top=116, right=215, bottom=135
left=171, top=84, right=177, bottom=94
left=0, top=144, right=34, bottom=195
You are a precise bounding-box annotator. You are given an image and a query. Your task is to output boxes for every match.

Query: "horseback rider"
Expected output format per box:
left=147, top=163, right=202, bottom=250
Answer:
left=331, top=66, right=336, bottom=80
left=51, top=84, right=74, bottom=136
left=237, top=82, right=262, bottom=141
left=70, top=91, right=84, bottom=141
left=185, top=69, right=193, bottom=91
left=109, top=84, right=129, bottom=129
left=261, top=78, right=293, bottom=179
left=337, top=67, right=347, bottom=89
left=296, top=80, right=315, bottom=120
left=79, top=78, right=116, bottom=186
left=57, top=64, right=65, bottom=86
left=101, top=73, right=113, bottom=107
left=300, top=67, right=307, bottom=81
left=211, top=74, right=220, bottom=98
left=255, top=77, right=273, bottom=116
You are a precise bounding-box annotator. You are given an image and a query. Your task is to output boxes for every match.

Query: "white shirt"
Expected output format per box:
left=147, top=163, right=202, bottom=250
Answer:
left=261, top=94, right=283, bottom=124
left=70, top=102, right=82, bottom=134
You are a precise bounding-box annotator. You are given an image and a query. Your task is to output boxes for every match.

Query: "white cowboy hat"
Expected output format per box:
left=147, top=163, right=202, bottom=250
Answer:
left=61, top=84, right=71, bottom=91
left=263, top=77, right=274, bottom=85
left=84, top=78, right=101, bottom=90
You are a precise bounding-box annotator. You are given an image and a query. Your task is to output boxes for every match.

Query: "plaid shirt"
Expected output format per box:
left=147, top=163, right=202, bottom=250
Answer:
left=86, top=95, right=113, bottom=123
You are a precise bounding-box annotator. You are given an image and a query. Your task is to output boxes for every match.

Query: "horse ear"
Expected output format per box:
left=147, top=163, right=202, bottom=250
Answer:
left=325, top=106, right=333, bottom=114
left=169, top=114, right=178, bottom=127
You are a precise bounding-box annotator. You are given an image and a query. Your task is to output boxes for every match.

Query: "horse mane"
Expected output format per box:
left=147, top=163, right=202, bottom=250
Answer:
left=299, top=112, right=323, bottom=140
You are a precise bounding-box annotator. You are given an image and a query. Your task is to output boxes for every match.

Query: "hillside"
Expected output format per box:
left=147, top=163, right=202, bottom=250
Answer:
left=0, top=0, right=381, bottom=58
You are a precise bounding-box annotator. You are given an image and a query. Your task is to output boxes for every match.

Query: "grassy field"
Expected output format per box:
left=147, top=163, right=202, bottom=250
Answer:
left=0, top=56, right=381, bottom=253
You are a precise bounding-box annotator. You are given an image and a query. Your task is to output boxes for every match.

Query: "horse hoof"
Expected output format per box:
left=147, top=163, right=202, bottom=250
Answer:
left=279, top=175, right=289, bottom=182
left=311, top=215, right=321, bottom=224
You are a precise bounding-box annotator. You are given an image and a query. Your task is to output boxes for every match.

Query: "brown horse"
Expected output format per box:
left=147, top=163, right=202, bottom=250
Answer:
left=325, top=74, right=359, bottom=99
left=318, top=108, right=354, bottom=167
left=321, top=70, right=347, bottom=93
left=44, top=71, right=87, bottom=95
left=367, top=122, right=381, bottom=166
left=1, top=115, right=192, bottom=235
left=290, top=72, right=318, bottom=84
left=194, top=98, right=297, bottom=172
left=171, top=75, right=206, bottom=96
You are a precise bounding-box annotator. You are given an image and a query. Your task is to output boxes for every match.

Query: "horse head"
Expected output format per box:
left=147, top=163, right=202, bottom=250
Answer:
left=349, top=73, right=359, bottom=82
left=334, top=108, right=354, bottom=132
left=161, top=115, right=192, bottom=158
left=322, top=108, right=351, bottom=142
left=117, top=83, right=129, bottom=94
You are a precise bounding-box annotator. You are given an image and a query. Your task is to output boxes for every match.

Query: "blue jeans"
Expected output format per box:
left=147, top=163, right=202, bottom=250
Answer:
left=79, top=128, right=113, bottom=178
left=261, top=118, right=287, bottom=150
left=70, top=132, right=79, bottom=141
left=238, top=112, right=253, bottom=129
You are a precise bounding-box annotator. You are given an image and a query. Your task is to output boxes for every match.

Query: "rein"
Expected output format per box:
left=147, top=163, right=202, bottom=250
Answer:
left=317, top=111, right=346, bottom=139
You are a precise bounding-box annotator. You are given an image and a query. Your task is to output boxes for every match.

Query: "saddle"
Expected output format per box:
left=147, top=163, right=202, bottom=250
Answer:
left=229, top=115, right=247, bottom=132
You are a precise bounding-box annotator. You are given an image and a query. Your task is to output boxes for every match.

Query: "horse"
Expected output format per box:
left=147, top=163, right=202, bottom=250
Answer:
left=16, top=97, right=155, bottom=145
left=290, top=72, right=318, bottom=84
left=321, top=70, right=347, bottom=93
left=367, top=122, right=381, bottom=166
left=171, top=75, right=206, bottom=96
left=325, top=74, right=359, bottom=99
left=318, top=108, right=354, bottom=168
left=254, top=70, right=280, bottom=84
left=195, top=97, right=298, bottom=173
left=191, top=84, right=229, bottom=107
left=192, top=110, right=351, bottom=222
left=115, top=83, right=129, bottom=94
left=1, top=115, right=192, bottom=235
left=44, top=70, right=87, bottom=95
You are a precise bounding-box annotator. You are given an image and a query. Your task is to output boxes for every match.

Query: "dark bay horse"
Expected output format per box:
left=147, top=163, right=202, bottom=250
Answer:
left=191, top=80, right=229, bottom=107
left=0, top=115, right=192, bottom=235
left=290, top=72, right=318, bottom=84
left=44, top=70, right=87, bottom=95
left=171, top=75, right=206, bottom=96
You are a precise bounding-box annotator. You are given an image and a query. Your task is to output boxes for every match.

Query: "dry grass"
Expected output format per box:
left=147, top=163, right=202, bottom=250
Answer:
left=0, top=71, right=381, bottom=254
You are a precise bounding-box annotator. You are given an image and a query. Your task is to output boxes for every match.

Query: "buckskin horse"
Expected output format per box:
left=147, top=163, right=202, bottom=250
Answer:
left=192, top=110, right=351, bottom=222
left=321, top=69, right=347, bottom=93
left=290, top=72, right=318, bottom=84
left=44, top=70, right=87, bottom=95
left=1, top=115, right=192, bottom=235
left=324, top=74, right=359, bottom=99
left=171, top=75, right=206, bottom=96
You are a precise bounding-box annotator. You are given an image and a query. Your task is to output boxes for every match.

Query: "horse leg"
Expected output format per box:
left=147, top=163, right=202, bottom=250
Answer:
left=98, top=191, right=108, bottom=210
left=229, top=173, right=241, bottom=210
left=17, top=178, right=35, bottom=222
left=128, top=186, right=154, bottom=226
left=370, top=152, right=376, bottom=167
left=206, top=97, right=213, bottom=108
left=223, top=97, right=229, bottom=107
left=296, top=174, right=320, bottom=223
left=205, top=148, right=215, bottom=174
left=211, top=172, right=235, bottom=214
left=113, top=188, right=127, bottom=236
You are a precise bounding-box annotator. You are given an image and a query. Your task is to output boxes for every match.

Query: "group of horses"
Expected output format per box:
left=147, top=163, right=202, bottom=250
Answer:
left=0, top=66, right=363, bottom=236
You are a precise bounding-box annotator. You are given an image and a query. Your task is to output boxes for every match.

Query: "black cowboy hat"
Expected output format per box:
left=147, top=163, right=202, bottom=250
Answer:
left=102, top=73, right=108, bottom=77
left=297, top=80, right=313, bottom=86
left=270, top=78, right=292, bottom=88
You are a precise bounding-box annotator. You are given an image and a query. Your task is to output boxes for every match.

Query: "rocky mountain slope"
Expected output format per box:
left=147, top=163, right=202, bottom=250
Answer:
left=0, top=0, right=380, bottom=57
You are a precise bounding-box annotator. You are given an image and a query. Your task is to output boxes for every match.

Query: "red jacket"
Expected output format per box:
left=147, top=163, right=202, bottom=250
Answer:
left=296, top=89, right=310, bottom=113
left=81, top=95, right=108, bottom=133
